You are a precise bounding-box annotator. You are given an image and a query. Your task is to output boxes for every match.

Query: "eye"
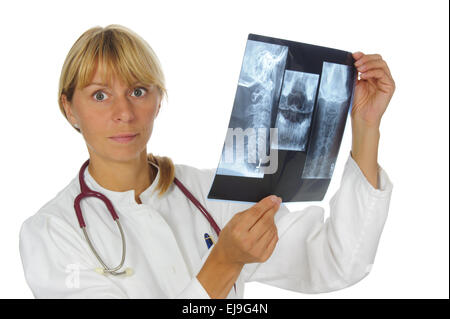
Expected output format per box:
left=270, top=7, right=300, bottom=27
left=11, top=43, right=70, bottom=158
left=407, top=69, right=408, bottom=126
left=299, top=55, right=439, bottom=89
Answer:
left=93, top=90, right=109, bottom=102
left=131, top=87, right=148, bottom=98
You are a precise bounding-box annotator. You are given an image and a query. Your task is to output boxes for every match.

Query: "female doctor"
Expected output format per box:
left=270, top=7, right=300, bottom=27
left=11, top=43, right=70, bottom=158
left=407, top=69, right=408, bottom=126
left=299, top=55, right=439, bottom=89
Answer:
left=19, top=24, right=395, bottom=299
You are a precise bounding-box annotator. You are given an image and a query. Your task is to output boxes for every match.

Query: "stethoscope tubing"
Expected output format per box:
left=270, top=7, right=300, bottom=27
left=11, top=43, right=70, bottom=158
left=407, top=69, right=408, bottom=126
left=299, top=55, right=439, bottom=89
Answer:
left=74, top=158, right=222, bottom=276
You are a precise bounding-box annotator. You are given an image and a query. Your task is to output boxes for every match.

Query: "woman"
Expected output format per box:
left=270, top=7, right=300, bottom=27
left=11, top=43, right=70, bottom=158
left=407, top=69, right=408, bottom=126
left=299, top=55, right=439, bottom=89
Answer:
left=19, top=24, right=395, bottom=299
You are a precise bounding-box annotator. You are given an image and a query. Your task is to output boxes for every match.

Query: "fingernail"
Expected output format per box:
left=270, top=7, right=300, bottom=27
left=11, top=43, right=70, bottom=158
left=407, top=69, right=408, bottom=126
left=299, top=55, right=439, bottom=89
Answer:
left=270, top=195, right=279, bottom=203
left=278, top=197, right=283, bottom=203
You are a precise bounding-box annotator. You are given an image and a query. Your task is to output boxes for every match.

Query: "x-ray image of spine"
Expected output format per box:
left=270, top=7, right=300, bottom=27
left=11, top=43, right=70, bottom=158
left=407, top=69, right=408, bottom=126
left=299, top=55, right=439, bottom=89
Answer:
left=217, top=40, right=288, bottom=178
left=302, top=62, right=353, bottom=179
left=273, top=70, right=319, bottom=151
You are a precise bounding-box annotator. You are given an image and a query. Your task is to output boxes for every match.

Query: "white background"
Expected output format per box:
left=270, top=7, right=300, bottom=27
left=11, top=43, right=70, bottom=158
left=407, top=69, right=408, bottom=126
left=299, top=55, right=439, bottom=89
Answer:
left=0, top=0, right=448, bottom=299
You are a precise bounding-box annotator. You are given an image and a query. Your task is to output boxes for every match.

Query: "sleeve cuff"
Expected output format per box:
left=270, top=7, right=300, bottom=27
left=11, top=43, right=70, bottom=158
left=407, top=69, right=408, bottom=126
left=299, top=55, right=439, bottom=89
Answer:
left=174, top=276, right=211, bottom=299
left=347, top=151, right=393, bottom=199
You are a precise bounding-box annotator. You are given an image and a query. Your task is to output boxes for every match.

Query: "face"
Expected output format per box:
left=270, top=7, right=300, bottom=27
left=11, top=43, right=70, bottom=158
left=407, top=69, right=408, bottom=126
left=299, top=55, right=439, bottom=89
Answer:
left=62, top=64, right=161, bottom=163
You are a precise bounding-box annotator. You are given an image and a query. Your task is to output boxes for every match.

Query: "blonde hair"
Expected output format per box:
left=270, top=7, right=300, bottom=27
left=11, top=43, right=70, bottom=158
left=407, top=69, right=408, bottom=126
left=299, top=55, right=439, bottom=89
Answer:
left=58, top=24, right=174, bottom=197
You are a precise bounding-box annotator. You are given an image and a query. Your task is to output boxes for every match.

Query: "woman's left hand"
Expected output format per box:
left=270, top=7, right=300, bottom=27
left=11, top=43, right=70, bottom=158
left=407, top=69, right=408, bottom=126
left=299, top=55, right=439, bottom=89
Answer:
left=351, top=52, right=396, bottom=129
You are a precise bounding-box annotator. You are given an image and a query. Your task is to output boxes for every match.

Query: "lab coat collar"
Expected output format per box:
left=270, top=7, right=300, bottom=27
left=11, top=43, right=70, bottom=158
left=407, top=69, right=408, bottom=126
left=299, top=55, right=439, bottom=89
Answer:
left=83, top=160, right=161, bottom=207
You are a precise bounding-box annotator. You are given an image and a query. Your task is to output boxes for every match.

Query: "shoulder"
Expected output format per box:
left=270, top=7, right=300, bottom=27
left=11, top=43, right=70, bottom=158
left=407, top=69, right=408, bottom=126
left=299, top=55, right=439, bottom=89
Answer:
left=20, top=176, right=81, bottom=240
left=173, top=163, right=216, bottom=191
left=170, top=162, right=234, bottom=226
left=19, top=176, right=89, bottom=277
left=171, top=162, right=218, bottom=205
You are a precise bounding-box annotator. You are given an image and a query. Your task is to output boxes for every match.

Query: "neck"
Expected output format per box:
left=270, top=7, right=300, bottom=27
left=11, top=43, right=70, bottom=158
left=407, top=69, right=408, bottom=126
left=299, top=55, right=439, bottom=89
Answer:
left=87, top=151, right=155, bottom=204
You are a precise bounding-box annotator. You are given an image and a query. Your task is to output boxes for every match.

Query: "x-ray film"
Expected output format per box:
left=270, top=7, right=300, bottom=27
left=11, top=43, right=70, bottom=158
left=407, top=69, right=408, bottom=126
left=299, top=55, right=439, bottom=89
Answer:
left=207, top=34, right=357, bottom=203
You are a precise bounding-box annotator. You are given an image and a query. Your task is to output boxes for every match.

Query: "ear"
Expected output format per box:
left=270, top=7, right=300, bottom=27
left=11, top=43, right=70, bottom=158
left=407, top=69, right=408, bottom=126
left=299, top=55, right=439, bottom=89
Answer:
left=155, top=102, right=161, bottom=118
left=61, top=94, right=77, bottom=126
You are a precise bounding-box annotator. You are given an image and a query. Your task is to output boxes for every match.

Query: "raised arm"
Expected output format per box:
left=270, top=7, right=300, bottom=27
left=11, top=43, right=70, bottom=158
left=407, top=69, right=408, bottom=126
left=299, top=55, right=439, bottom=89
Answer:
left=350, top=51, right=396, bottom=189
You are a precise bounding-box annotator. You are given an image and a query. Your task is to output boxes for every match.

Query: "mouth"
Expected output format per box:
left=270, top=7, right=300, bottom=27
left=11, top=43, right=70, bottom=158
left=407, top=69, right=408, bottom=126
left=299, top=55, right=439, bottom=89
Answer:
left=108, top=133, right=138, bottom=144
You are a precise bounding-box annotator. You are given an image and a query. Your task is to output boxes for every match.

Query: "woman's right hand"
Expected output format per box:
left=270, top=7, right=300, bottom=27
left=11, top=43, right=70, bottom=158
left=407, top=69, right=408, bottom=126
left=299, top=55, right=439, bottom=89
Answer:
left=197, top=195, right=282, bottom=298
left=212, top=195, right=282, bottom=266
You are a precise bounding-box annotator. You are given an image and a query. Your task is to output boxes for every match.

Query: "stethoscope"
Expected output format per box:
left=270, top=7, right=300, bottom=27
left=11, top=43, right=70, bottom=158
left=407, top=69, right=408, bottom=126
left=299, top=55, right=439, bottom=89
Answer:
left=74, top=158, right=222, bottom=276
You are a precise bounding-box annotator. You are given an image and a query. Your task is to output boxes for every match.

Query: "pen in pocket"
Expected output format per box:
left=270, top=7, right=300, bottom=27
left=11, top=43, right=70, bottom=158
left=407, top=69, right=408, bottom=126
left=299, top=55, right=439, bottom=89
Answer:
left=204, top=233, right=215, bottom=249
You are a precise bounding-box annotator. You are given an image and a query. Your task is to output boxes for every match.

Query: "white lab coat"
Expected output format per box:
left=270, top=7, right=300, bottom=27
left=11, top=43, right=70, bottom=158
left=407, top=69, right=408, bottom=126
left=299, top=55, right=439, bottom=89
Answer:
left=19, top=151, right=393, bottom=298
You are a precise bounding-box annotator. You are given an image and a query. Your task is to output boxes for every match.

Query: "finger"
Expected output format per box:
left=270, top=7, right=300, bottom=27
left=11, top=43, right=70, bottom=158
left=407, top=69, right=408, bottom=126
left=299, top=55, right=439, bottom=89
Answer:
left=356, top=58, right=392, bottom=79
left=359, top=69, right=395, bottom=93
left=357, top=59, right=392, bottom=79
left=354, top=53, right=382, bottom=79
left=266, top=230, right=278, bottom=251
left=252, top=226, right=277, bottom=259
left=242, top=195, right=280, bottom=227
left=352, top=51, right=364, bottom=60
left=354, top=53, right=383, bottom=68
left=248, top=200, right=280, bottom=237
left=360, top=68, right=389, bottom=81
left=261, top=230, right=278, bottom=261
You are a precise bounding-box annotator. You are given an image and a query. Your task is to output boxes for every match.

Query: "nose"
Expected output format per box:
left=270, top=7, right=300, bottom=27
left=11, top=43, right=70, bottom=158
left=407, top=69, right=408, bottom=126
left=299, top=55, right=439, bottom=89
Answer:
left=112, top=93, right=136, bottom=123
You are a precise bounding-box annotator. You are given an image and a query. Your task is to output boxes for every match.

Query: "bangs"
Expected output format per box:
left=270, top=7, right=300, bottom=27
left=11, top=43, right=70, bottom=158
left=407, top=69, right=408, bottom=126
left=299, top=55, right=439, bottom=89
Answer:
left=74, top=29, right=164, bottom=95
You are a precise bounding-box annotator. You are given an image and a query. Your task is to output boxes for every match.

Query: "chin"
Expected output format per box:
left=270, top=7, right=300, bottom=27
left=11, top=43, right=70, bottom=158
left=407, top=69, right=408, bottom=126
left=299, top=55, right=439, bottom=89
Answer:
left=88, top=136, right=149, bottom=163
